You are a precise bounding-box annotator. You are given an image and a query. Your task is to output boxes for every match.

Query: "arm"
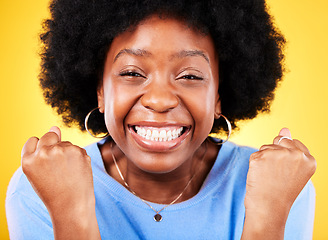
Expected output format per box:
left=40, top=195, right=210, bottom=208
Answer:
left=284, top=180, right=315, bottom=239
left=241, top=128, right=316, bottom=240
left=6, top=171, right=54, bottom=240
left=21, top=127, right=101, bottom=240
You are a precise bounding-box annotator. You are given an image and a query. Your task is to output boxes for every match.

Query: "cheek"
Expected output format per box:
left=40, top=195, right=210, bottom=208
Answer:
left=183, top=88, right=216, bottom=135
left=103, top=83, right=138, bottom=134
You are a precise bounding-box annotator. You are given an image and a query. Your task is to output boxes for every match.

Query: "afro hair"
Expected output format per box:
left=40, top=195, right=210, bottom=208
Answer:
left=39, top=0, right=285, bottom=135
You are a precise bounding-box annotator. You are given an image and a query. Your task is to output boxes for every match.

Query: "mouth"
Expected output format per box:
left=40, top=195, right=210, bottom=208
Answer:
left=128, top=124, right=191, bottom=151
left=134, top=125, right=188, bottom=141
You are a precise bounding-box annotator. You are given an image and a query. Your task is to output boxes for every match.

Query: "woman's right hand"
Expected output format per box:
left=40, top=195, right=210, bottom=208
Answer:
left=21, top=126, right=101, bottom=240
left=241, top=128, right=316, bottom=240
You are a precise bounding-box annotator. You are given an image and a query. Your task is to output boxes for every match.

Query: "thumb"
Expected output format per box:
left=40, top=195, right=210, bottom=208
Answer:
left=49, top=126, right=61, bottom=142
left=273, top=127, right=292, bottom=145
left=278, top=127, right=292, bottom=138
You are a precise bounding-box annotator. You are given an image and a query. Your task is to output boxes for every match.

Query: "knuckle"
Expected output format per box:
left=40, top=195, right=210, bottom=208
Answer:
left=308, top=155, right=317, bottom=174
left=81, top=148, right=88, bottom=155
left=38, top=144, right=64, bottom=158
left=68, top=145, right=81, bottom=154
left=85, top=155, right=91, bottom=163
left=21, top=157, right=32, bottom=174
left=67, top=145, right=86, bottom=157
left=21, top=154, right=39, bottom=176
left=50, top=144, right=64, bottom=156
left=60, top=141, right=73, bottom=147
left=282, top=147, right=290, bottom=154
left=285, top=148, right=303, bottom=164
left=259, top=144, right=268, bottom=151
left=258, top=148, right=271, bottom=158
left=312, top=161, right=317, bottom=174
left=278, top=147, right=291, bottom=159
left=294, top=149, right=305, bottom=162
left=79, top=147, right=88, bottom=155
left=249, top=152, right=261, bottom=161
left=296, top=149, right=305, bottom=159
left=38, top=146, right=49, bottom=158
left=249, top=152, right=256, bottom=161
left=273, top=136, right=281, bottom=143
left=27, top=136, right=39, bottom=143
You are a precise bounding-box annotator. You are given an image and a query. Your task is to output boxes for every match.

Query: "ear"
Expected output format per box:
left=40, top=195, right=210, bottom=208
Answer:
left=214, top=96, right=221, bottom=119
left=97, top=86, right=105, bottom=113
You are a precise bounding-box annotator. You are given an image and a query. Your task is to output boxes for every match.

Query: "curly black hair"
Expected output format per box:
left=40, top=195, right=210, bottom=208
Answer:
left=39, top=0, right=285, bottom=135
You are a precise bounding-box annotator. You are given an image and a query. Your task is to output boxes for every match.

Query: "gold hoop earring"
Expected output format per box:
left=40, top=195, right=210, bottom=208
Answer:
left=84, top=107, right=109, bottom=138
left=208, top=114, right=231, bottom=145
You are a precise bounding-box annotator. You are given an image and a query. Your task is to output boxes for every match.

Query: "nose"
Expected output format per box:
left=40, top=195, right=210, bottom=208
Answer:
left=141, top=82, right=179, bottom=113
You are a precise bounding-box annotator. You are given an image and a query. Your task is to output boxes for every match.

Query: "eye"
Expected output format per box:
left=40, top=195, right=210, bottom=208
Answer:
left=119, top=71, right=145, bottom=78
left=179, top=75, right=204, bottom=80
left=176, top=68, right=205, bottom=81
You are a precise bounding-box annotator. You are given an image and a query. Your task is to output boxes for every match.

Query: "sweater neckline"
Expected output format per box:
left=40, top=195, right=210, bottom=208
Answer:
left=88, top=139, right=236, bottom=212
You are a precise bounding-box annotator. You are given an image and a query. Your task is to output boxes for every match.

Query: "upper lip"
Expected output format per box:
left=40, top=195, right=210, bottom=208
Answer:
left=128, top=121, right=190, bottom=128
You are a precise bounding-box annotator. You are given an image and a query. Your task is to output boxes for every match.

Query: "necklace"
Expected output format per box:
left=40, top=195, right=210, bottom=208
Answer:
left=110, top=142, right=207, bottom=222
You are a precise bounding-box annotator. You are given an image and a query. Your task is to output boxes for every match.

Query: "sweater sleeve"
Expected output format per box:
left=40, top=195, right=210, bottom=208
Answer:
left=234, top=145, right=316, bottom=240
left=284, top=180, right=316, bottom=240
left=6, top=167, right=54, bottom=240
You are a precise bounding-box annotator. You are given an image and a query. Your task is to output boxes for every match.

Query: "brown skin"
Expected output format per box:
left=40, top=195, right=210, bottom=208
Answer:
left=21, top=126, right=101, bottom=240
left=21, top=16, right=316, bottom=239
left=241, top=128, right=316, bottom=239
left=97, top=16, right=221, bottom=203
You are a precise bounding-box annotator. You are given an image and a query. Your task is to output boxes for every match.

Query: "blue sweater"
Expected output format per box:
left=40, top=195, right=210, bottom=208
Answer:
left=6, top=141, right=315, bottom=239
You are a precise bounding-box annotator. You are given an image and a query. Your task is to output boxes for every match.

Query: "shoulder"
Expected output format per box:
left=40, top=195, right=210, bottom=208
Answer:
left=285, top=180, right=315, bottom=239
left=6, top=167, right=41, bottom=203
left=83, top=138, right=108, bottom=161
left=83, top=140, right=106, bottom=171
left=202, top=141, right=257, bottom=194
left=219, top=142, right=316, bottom=239
left=221, top=141, right=257, bottom=157
left=217, top=141, right=257, bottom=173
left=6, top=168, right=53, bottom=239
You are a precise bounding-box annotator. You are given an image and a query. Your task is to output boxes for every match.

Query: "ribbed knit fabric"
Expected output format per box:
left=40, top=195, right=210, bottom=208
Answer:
left=6, top=140, right=315, bottom=239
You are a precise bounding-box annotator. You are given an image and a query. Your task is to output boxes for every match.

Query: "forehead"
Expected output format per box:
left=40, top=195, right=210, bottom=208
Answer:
left=107, top=15, right=218, bottom=63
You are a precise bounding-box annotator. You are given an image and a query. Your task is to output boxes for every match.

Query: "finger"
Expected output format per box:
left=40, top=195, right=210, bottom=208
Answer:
left=273, top=136, right=293, bottom=146
left=21, top=137, right=39, bottom=158
left=259, top=144, right=282, bottom=151
left=49, top=126, right=61, bottom=141
left=279, top=128, right=292, bottom=138
left=37, top=127, right=61, bottom=148
left=273, top=128, right=293, bottom=145
left=60, top=141, right=74, bottom=146
left=293, top=139, right=311, bottom=155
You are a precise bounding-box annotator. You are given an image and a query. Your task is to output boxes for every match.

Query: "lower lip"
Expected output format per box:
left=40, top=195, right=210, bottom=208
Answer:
left=129, top=127, right=190, bottom=152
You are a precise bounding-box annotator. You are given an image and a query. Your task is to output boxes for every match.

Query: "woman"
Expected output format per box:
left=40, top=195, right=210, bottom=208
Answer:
left=6, top=0, right=316, bottom=239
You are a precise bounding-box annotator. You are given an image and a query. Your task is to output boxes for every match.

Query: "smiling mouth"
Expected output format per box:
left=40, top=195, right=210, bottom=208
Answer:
left=132, top=125, right=189, bottom=142
left=128, top=124, right=191, bottom=151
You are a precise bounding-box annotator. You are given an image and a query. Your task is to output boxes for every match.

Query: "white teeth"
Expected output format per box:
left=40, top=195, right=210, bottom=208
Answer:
left=135, top=126, right=184, bottom=142
left=153, top=130, right=159, bottom=138
left=159, top=130, right=166, bottom=138
left=172, top=129, right=177, bottom=137
left=146, top=129, right=151, bottom=137
left=167, top=130, right=172, bottom=138
left=141, top=128, right=146, bottom=136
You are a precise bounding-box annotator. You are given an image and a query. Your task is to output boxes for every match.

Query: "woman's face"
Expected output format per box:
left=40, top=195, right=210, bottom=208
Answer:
left=98, top=15, right=220, bottom=173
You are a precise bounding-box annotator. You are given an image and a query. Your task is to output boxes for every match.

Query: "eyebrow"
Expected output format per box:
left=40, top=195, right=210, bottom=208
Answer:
left=113, top=48, right=210, bottom=64
left=114, top=49, right=152, bottom=62
left=171, top=50, right=210, bottom=64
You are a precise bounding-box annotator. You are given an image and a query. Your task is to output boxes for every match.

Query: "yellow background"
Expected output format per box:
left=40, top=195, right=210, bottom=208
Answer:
left=0, top=0, right=327, bottom=238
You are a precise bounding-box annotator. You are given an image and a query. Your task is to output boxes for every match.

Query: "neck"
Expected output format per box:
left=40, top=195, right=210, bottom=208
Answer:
left=100, top=139, right=219, bottom=204
left=124, top=165, right=197, bottom=204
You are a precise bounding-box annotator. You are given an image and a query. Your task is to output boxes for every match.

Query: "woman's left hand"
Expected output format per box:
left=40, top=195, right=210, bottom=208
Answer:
left=241, top=128, right=316, bottom=239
